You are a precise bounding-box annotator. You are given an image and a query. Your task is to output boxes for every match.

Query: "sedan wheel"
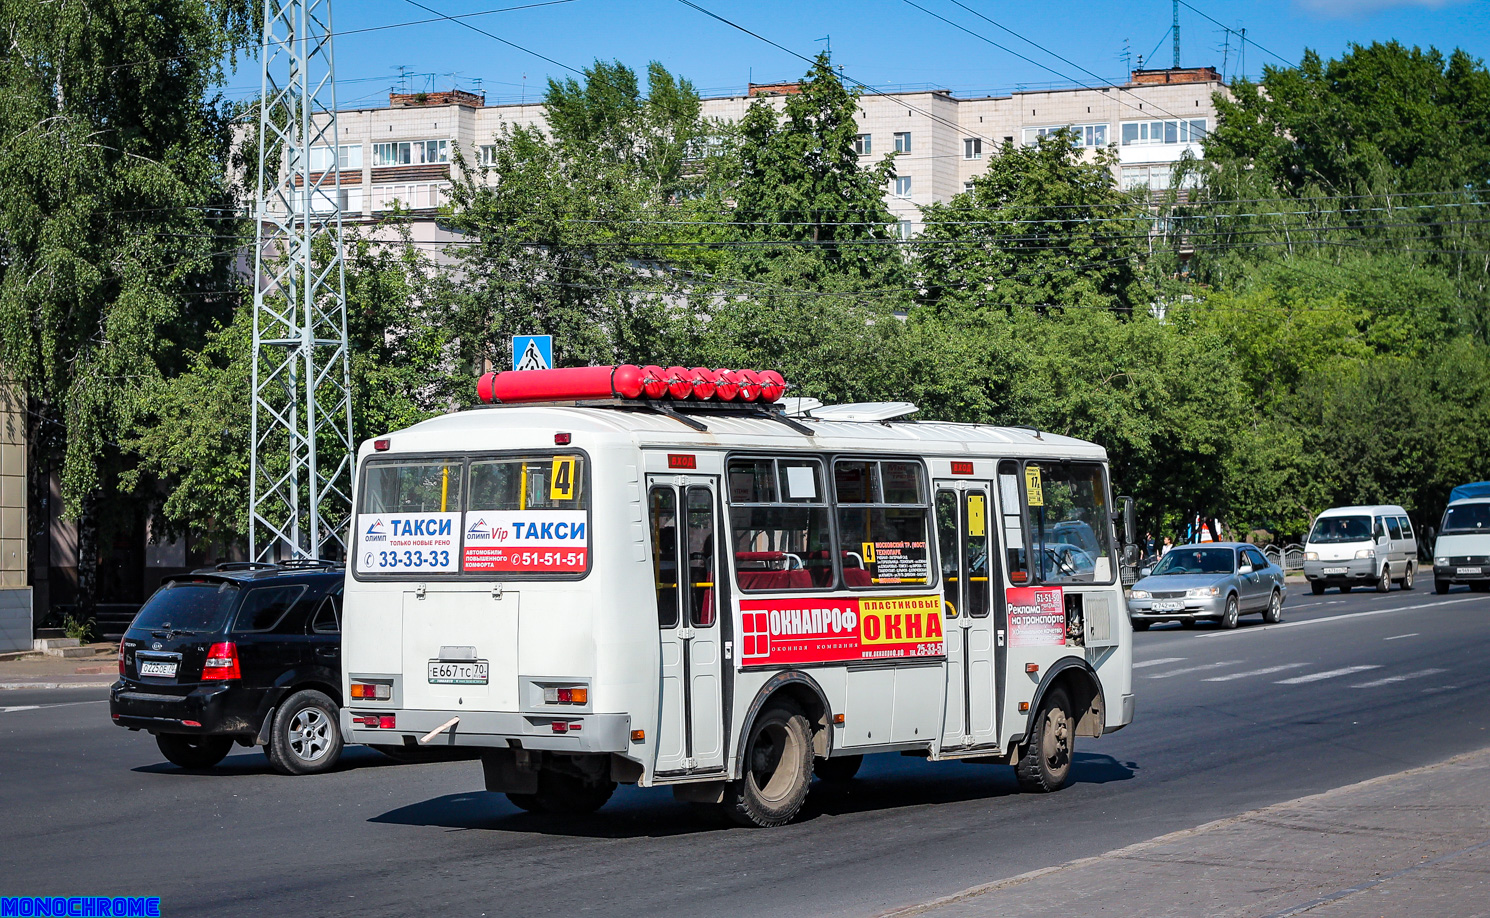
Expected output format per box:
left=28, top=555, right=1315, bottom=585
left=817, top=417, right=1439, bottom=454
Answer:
left=1220, top=594, right=1240, bottom=629
left=1263, top=590, right=1284, bottom=624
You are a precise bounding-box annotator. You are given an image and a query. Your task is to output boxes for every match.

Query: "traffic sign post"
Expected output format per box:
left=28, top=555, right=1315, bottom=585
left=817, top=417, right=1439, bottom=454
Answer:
left=513, top=335, right=553, bottom=371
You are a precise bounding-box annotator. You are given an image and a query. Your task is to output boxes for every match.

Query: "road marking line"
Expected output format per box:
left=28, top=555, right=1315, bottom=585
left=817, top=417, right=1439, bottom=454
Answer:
left=1383, top=633, right=1419, bottom=641
left=0, top=705, right=40, bottom=713
left=1147, top=660, right=1245, bottom=679
left=1198, top=596, right=1484, bottom=639
left=1133, top=657, right=1186, bottom=669
left=1351, top=668, right=1447, bottom=688
left=0, top=700, right=106, bottom=712
left=1276, top=665, right=1380, bottom=685
left=1422, top=684, right=1461, bottom=695
left=1202, top=663, right=1308, bottom=682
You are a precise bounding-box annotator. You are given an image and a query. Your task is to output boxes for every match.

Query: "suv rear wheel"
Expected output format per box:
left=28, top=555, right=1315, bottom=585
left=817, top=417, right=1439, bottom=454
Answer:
left=265, top=689, right=343, bottom=776
left=156, top=734, right=233, bottom=769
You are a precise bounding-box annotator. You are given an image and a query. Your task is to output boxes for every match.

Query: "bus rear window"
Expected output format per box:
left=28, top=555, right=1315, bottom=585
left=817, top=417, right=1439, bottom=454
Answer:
left=462, top=456, right=589, bottom=574
left=356, top=460, right=464, bottom=576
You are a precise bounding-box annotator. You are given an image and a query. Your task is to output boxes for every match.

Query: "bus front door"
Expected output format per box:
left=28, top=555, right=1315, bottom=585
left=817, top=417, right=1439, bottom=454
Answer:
left=936, top=484, right=999, bottom=751
left=648, top=479, right=726, bottom=776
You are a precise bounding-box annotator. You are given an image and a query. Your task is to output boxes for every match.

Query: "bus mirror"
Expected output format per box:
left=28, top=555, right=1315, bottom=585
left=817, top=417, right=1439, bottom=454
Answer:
left=1118, top=496, right=1136, bottom=547
left=1122, top=543, right=1139, bottom=565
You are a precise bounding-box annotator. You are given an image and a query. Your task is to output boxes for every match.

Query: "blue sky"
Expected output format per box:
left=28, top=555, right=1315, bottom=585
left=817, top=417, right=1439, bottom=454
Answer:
left=225, top=0, right=1490, bottom=106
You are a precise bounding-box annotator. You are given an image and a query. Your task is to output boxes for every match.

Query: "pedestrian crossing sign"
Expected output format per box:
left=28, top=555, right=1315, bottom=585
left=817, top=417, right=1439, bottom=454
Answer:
left=513, top=335, right=553, bottom=371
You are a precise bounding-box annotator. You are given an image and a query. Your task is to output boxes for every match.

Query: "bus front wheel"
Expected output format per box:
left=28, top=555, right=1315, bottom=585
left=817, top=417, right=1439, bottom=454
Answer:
left=725, top=701, right=813, bottom=827
left=1016, top=688, right=1074, bottom=793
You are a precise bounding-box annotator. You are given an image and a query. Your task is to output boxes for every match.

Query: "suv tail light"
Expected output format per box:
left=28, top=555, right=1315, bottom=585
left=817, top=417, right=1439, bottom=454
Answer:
left=202, top=642, right=241, bottom=681
left=117, top=638, right=125, bottom=677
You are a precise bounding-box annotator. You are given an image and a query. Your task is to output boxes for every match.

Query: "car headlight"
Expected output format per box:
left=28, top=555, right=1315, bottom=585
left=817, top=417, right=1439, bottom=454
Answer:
left=1185, top=586, right=1220, bottom=598
left=1435, top=557, right=1449, bottom=566
left=1129, top=590, right=1150, bottom=599
left=1304, top=551, right=1318, bottom=561
left=1355, top=549, right=1375, bottom=559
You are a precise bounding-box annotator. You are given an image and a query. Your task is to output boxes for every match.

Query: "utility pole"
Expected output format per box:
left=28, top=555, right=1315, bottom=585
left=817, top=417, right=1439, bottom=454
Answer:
left=1173, top=0, right=1181, bottom=68
left=250, top=0, right=354, bottom=561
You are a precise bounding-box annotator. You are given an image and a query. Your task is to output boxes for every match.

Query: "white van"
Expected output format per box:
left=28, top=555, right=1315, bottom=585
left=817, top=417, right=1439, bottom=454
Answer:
left=1303, top=505, right=1418, bottom=595
left=1431, top=483, right=1490, bottom=594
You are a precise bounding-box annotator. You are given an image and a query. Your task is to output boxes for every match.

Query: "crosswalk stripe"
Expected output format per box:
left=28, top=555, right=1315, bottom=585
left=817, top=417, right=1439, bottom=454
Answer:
left=1276, top=665, right=1380, bottom=685
left=1133, top=658, right=1186, bottom=669
left=1147, top=660, right=1245, bottom=679
left=1352, top=668, right=1447, bottom=688
left=1202, top=663, right=1308, bottom=682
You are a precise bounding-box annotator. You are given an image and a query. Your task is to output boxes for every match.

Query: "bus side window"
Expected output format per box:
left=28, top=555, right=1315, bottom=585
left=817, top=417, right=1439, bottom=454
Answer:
left=650, top=488, right=679, bottom=628
left=833, top=459, right=932, bottom=588
left=998, top=461, right=1030, bottom=584
left=937, top=490, right=960, bottom=617
left=728, top=457, right=833, bottom=591
left=686, top=487, right=716, bottom=627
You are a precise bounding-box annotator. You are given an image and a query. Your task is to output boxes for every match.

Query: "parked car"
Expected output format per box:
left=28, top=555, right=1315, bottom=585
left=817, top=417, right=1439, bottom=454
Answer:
left=110, top=561, right=346, bottom=774
left=1127, top=543, right=1286, bottom=630
left=1303, top=504, right=1418, bottom=595
left=1432, top=484, right=1490, bottom=593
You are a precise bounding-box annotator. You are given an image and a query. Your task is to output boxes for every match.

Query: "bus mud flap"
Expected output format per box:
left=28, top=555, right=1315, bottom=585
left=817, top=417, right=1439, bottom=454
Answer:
left=672, top=780, right=729, bottom=804
left=481, top=749, right=539, bottom=795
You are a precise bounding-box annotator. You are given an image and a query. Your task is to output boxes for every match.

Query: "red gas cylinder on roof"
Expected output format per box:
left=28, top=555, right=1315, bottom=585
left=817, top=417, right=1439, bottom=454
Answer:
left=476, top=365, right=788, bottom=405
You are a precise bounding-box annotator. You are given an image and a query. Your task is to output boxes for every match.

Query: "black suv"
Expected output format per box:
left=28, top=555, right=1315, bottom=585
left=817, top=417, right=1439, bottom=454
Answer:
left=110, top=561, right=346, bottom=775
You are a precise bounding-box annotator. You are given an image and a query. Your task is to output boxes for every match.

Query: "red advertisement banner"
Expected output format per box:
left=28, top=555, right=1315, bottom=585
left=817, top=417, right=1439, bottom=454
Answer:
left=1006, top=586, right=1066, bottom=647
left=739, top=595, right=946, bottom=665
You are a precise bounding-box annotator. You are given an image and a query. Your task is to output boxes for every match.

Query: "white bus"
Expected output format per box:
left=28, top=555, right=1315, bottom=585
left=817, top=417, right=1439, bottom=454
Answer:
left=341, top=366, right=1136, bottom=826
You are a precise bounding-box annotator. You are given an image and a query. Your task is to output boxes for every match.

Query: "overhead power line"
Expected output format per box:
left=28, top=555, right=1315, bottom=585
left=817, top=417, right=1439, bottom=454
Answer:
left=1177, top=0, right=1293, bottom=68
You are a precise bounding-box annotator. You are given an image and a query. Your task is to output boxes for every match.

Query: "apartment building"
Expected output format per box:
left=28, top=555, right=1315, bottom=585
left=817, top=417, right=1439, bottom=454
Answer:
left=301, top=67, right=1224, bottom=238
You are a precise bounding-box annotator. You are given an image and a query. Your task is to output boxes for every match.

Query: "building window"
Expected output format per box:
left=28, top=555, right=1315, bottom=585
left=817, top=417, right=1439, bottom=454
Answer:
left=963, top=138, right=982, bottom=160
left=893, top=176, right=912, bottom=198
left=896, top=220, right=913, bottom=239
left=371, top=182, right=450, bottom=211
left=301, top=144, right=362, bottom=173
left=963, top=181, right=975, bottom=194
left=1120, top=118, right=1206, bottom=146
left=372, top=140, right=450, bottom=167
left=1121, top=165, right=1200, bottom=192
left=894, top=131, right=912, bottom=154
left=1022, top=123, right=1108, bottom=148
left=478, top=145, right=498, bottom=166
left=307, top=186, right=364, bottom=214
left=853, top=133, right=871, bottom=156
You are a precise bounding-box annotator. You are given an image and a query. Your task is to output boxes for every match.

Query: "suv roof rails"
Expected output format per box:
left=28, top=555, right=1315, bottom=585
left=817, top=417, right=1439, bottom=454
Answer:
left=276, top=558, right=345, bottom=570
left=213, top=562, right=281, bottom=572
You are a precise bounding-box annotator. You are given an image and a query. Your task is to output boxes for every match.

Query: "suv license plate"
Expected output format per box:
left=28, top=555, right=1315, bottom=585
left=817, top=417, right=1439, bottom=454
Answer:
left=428, top=661, right=489, bottom=685
left=1150, top=600, right=1184, bottom=612
left=1458, top=567, right=1482, bottom=575
left=138, top=661, right=177, bottom=678
left=1322, top=567, right=1347, bottom=575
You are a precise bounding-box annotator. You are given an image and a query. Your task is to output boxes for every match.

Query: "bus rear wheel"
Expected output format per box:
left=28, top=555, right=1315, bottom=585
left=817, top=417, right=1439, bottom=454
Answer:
left=725, top=701, right=813, bottom=827
left=1016, top=688, right=1074, bottom=793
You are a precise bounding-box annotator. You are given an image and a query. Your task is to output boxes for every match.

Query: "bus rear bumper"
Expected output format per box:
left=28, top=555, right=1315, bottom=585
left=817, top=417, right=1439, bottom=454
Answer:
left=341, top=708, right=632, bottom=754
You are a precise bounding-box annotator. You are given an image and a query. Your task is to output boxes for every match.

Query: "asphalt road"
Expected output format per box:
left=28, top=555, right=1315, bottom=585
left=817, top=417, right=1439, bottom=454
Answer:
left=3, top=582, right=1489, bottom=917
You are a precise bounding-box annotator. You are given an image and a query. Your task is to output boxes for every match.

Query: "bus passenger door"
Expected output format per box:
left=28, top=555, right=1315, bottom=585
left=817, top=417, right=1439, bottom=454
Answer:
left=648, top=479, right=726, bottom=775
left=936, top=483, right=999, bottom=750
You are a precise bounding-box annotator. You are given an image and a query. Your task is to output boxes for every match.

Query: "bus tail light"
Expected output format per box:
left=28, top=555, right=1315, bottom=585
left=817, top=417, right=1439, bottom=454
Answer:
left=543, top=686, right=588, bottom=704
left=350, top=681, right=392, bottom=701
left=353, top=715, right=396, bottom=729
left=551, top=721, right=568, bottom=733
left=202, top=643, right=240, bottom=681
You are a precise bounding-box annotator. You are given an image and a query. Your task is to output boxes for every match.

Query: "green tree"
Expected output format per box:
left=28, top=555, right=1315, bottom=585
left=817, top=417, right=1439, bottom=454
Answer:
left=545, top=60, right=705, bottom=199
left=918, top=132, right=1151, bottom=313
left=723, top=53, right=904, bottom=288
left=0, top=0, right=255, bottom=610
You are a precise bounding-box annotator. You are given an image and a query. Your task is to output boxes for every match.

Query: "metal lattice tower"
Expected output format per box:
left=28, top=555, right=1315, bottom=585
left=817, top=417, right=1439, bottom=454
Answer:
left=250, top=0, right=354, bottom=561
left=1172, top=0, right=1181, bottom=68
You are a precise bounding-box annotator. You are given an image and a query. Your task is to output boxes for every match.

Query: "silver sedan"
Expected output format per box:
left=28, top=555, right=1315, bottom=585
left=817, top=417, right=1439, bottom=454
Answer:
left=1127, top=542, right=1287, bottom=630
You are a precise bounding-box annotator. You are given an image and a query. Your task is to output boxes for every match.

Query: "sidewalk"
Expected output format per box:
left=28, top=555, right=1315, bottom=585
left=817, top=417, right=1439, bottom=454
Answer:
left=888, top=747, right=1490, bottom=918
left=0, top=643, right=119, bottom=690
